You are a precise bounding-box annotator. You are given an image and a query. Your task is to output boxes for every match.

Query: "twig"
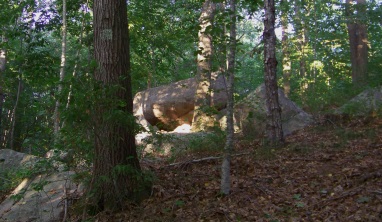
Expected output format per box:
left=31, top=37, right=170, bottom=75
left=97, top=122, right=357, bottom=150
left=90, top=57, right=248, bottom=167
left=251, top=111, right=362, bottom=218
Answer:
left=62, top=180, right=68, bottom=222
left=371, top=190, right=382, bottom=195
left=314, top=186, right=362, bottom=209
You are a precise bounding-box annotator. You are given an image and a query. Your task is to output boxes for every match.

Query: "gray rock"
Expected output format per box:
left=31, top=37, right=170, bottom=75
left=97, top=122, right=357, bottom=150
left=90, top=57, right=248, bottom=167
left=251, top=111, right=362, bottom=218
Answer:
left=232, top=84, right=314, bottom=137
left=0, top=171, right=80, bottom=222
left=0, top=149, right=39, bottom=171
left=0, top=149, right=82, bottom=222
left=335, top=86, right=382, bottom=116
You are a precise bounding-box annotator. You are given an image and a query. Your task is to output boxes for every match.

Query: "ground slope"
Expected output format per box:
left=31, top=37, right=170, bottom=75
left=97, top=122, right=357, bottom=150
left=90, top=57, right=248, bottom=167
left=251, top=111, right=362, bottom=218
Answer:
left=79, top=116, right=382, bottom=221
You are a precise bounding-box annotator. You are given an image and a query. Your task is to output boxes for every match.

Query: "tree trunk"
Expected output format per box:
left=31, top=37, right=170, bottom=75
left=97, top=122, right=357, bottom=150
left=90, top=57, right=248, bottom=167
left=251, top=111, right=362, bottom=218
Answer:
left=221, top=0, right=236, bottom=196
left=346, top=0, right=368, bottom=86
left=0, top=36, right=6, bottom=147
left=90, top=0, right=144, bottom=212
left=294, top=0, right=307, bottom=89
left=263, top=0, right=284, bottom=145
left=192, top=0, right=216, bottom=131
left=66, top=2, right=88, bottom=110
left=53, top=0, right=67, bottom=140
left=9, top=75, right=23, bottom=151
left=281, top=0, right=291, bottom=97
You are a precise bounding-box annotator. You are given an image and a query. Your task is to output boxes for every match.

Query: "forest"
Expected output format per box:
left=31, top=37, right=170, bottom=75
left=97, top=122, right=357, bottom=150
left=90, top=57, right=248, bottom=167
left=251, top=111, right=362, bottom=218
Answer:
left=0, top=0, right=382, bottom=221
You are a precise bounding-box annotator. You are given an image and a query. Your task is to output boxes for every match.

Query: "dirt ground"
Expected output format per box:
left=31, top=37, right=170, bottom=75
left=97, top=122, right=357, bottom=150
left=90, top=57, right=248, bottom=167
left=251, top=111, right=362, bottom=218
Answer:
left=79, top=116, right=382, bottom=222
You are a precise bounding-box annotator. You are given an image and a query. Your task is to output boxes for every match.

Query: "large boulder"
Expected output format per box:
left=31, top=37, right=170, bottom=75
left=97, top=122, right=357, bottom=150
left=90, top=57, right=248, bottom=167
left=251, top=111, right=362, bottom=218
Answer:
left=231, top=84, right=314, bottom=137
left=335, top=86, right=382, bottom=116
left=0, top=149, right=39, bottom=171
left=0, top=149, right=82, bottom=222
left=133, top=75, right=227, bottom=131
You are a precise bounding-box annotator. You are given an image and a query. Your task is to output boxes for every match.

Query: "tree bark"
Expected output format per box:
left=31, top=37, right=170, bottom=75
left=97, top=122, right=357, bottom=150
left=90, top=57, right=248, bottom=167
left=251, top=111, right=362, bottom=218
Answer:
left=263, top=0, right=284, bottom=145
left=281, top=0, right=291, bottom=98
left=66, top=2, right=88, bottom=110
left=294, top=0, right=307, bottom=86
left=192, top=0, right=216, bottom=131
left=53, top=0, right=67, bottom=140
left=0, top=36, right=6, bottom=147
left=9, top=75, right=23, bottom=151
left=221, top=0, right=236, bottom=195
left=346, top=0, right=368, bottom=86
left=90, top=0, right=144, bottom=212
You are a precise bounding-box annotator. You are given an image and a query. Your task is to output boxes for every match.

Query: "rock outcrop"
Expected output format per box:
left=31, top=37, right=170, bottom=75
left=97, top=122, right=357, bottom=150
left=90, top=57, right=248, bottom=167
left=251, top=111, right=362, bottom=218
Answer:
left=231, top=84, right=314, bottom=137
left=335, top=86, right=382, bottom=116
left=0, top=149, right=82, bottom=222
left=133, top=75, right=228, bottom=131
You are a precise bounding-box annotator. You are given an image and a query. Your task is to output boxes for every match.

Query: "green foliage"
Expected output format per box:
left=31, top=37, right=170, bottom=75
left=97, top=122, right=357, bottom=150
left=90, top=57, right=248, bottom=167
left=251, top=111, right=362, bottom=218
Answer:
left=187, top=130, right=225, bottom=153
left=129, top=0, right=201, bottom=92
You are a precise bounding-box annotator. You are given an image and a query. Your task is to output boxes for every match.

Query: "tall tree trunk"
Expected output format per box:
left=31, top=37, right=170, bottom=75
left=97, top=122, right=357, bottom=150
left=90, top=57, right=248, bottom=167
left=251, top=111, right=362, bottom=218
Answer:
left=264, top=0, right=284, bottom=145
left=9, top=75, right=23, bottom=151
left=192, top=0, right=216, bottom=131
left=90, top=0, right=144, bottom=212
left=281, top=0, right=291, bottom=97
left=221, top=0, right=236, bottom=195
left=294, top=0, right=307, bottom=90
left=66, top=2, right=88, bottom=110
left=53, top=0, right=67, bottom=140
left=0, top=36, right=6, bottom=148
left=346, top=0, right=368, bottom=86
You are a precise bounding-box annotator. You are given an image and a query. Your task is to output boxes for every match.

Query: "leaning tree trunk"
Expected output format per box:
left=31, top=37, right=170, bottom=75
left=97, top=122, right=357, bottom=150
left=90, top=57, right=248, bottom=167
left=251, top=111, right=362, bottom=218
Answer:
left=221, top=0, right=236, bottom=196
left=192, top=0, right=216, bottom=131
left=90, top=0, right=144, bottom=212
left=263, top=0, right=284, bottom=145
left=346, top=0, right=368, bottom=87
left=9, top=75, right=23, bottom=151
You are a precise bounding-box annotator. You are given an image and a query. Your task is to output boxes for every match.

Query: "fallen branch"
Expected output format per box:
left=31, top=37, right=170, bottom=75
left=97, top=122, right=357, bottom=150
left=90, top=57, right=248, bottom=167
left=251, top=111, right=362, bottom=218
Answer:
left=168, top=156, right=221, bottom=167
left=313, top=186, right=363, bottom=210
left=166, top=152, right=251, bottom=167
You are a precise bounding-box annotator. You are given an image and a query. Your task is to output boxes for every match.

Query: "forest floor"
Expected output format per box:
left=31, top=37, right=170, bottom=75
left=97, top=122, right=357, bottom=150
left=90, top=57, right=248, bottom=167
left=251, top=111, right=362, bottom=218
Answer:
left=88, top=115, right=382, bottom=222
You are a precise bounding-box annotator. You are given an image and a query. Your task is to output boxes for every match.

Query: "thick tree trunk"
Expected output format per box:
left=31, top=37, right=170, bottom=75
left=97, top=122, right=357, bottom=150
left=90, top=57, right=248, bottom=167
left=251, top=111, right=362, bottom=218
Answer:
left=221, top=0, right=236, bottom=195
left=346, top=0, right=368, bottom=86
left=281, top=0, right=291, bottom=97
left=192, top=0, right=216, bottom=131
left=91, top=0, right=143, bottom=212
left=263, top=0, right=284, bottom=145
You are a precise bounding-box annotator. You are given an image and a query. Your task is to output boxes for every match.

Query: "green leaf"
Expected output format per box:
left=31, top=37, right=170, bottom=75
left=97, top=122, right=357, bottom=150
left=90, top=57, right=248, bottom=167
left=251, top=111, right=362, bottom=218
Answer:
left=357, top=196, right=370, bottom=203
left=293, top=194, right=301, bottom=200
left=295, top=202, right=305, bottom=208
left=174, top=199, right=185, bottom=207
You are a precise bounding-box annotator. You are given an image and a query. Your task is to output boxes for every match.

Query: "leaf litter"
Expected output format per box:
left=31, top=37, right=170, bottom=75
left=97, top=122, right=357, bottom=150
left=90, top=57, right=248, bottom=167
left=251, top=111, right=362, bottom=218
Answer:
left=91, top=116, right=382, bottom=221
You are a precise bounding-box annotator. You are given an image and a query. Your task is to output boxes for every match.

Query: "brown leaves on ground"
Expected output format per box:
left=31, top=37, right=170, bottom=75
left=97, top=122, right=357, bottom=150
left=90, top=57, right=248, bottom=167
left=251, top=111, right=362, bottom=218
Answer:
left=97, top=116, right=382, bottom=221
